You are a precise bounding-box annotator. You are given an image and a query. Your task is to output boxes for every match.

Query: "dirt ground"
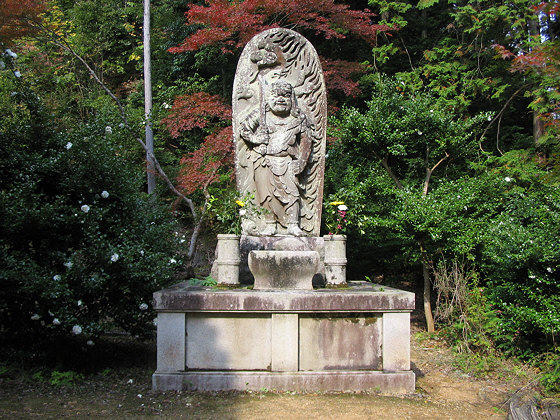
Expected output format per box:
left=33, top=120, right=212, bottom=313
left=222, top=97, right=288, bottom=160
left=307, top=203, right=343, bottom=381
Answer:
left=0, top=326, right=545, bottom=419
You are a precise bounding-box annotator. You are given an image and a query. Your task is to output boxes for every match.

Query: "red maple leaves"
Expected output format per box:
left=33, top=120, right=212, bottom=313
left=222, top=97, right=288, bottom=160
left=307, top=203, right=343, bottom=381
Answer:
left=0, top=0, right=45, bottom=44
left=177, top=126, right=234, bottom=196
left=169, top=0, right=389, bottom=55
left=162, top=92, right=232, bottom=139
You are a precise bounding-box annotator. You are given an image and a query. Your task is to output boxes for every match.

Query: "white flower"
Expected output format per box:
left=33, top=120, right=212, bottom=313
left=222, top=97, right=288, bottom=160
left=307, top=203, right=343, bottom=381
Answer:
left=163, top=102, right=171, bottom=109
left=86, top=340, right=95, bottom=346
left=52, top=318, right=61, bottom=326
left=239, top=209, right=247, bottom=216
left=77, top=300, right=83, bottom=306
left=179, top=239, right=186, bottom=244
left=101, top=190, right=109, bottom=198
left=72, top=325, right=82, bottom=335
left=14, top=71, right=21, bottom=78
left=430, top=109, right=434, bottom=113
left=110, top=253, right=119, bottom=262
left=53, top=274, right=61, bottom=281
left=169, top=258, right=177, bottom=264
left=417, top=130, right=423, bottom=135
left=31, top=314, right=40, bottom=321
left=139, top=303, right=149, bottom=311
left=127, top=379, right=134, bottom=384
left=64, top=261, right=73, bottom=269
left=5, top=49, right=17, bottom=59
left=105, top=126, right=112, bottom=135
left=137, top=394, right=142, bottom=398
left=139, top=250, right=144, bottom=256
left=547, top=267, right=553, bottom=273
left=487, top=115, right=493, bottom=121
left=81, top=204, right=90, bottom=213
left=338, top=204, right=348, bottom=211
left=504, top=177, right=512, bottom=183
left=65, top=142, right=73, bottom=150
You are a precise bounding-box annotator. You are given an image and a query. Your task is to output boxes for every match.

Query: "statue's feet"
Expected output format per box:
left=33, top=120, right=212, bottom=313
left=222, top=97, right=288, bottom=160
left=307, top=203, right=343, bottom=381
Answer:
left=261, top=223, right=276, bottom=236
left=287, top=223, right=304, bottom=237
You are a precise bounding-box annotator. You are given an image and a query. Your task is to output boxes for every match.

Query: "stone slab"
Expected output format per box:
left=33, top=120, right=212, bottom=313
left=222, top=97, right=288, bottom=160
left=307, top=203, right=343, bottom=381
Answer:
left=156, top=313, right=185, bottom=372
left=299, top=315, right=382, bottom=371
left=271, top=314, right=299, bottom=371
left=153, top=281, right=415, bottom=313
left=186, top=314, right=271, bottom=370
left=152, top=370, right=415, bottom=394
left=383, top=312, right=411, bottom=371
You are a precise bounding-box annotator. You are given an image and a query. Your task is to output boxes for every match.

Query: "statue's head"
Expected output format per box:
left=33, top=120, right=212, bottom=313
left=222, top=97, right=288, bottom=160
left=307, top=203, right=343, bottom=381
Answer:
left=267, top=81, right=294, bottom=116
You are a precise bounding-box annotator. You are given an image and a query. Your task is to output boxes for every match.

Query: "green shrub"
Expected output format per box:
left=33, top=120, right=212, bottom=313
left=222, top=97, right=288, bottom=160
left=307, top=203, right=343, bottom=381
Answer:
left=0, top=67, right=182, bottom=349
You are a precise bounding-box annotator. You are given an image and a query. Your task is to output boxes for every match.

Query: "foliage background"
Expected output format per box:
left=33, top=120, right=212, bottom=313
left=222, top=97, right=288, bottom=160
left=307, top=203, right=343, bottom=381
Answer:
left=1, top=0, right=559, bottom=393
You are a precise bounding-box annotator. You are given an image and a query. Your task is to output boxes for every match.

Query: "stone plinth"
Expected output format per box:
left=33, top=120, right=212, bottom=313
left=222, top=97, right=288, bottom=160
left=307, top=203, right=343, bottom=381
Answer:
left=249, top=250, right=319, bottom=290
left=152, top=281, right=415, bottom=393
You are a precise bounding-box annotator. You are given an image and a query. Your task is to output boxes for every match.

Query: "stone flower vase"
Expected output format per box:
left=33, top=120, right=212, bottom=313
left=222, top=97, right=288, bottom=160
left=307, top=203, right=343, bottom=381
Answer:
left=323, top=234, right=347, bottom=285
left=216, top=234, right=241, bottom=285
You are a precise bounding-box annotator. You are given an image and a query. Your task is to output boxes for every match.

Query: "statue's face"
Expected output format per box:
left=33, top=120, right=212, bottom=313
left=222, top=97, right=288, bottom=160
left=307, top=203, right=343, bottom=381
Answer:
left=267, top=86, right=292, bottom=116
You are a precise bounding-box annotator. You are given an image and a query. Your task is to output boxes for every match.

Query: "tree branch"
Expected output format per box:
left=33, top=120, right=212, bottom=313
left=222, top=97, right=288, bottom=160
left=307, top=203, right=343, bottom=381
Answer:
left=26, top=18, right=201, bottom=252
left=424, top=151, right=449, bottom=196
left=373, top=150, right=403, bottom=190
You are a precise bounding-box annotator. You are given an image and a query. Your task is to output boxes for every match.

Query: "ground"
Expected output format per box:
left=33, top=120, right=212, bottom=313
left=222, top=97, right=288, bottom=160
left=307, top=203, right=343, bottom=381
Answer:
left=0, top=323, right=545, bottom=420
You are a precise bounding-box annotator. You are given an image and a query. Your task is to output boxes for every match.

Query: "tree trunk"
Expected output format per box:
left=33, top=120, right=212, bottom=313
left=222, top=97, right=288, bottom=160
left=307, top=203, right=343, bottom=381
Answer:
left=419, top=241, right=435, bottom=333
left=143, top=0, right=156, bottom=194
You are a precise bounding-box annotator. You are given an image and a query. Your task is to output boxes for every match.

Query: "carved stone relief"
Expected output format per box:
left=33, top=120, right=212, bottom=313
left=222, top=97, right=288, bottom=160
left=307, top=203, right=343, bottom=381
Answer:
left=233, top=28, right=327, bottom=237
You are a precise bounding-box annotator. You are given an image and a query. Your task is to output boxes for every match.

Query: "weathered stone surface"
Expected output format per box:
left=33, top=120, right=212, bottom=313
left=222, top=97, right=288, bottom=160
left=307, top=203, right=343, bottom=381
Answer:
left=233, top=28, right=327, bottom=237
left=271, top=314, right=298, bottom=371
left=299, top=315, right=382, bottom=371
left=152, top=282, right=415, bottom=393
left=216, top=234, right=240, bottom=285
left=186, top=314, right=271, bottom=370
left=156, top=313, right=185, bottom=372
left=383, top=312, right=411, bottom=371
left=323, top=234, right=347, bottom=285
left=249, top=250, right=319, bottom=290
left=153, top=281, right=415, bottom=313
left=238, top=235, right=325, bottom=285
left=152, top=371, right=416, bottom=394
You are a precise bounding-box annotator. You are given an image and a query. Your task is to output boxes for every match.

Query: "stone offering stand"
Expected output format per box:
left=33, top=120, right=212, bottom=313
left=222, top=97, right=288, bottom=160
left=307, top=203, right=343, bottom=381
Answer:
left=152, top=28, right=415, bottom=394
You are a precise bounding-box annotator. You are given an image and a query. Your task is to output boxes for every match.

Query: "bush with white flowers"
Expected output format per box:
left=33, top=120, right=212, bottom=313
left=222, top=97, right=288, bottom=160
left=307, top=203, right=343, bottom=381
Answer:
left=0, top=83, right=182, bottom=348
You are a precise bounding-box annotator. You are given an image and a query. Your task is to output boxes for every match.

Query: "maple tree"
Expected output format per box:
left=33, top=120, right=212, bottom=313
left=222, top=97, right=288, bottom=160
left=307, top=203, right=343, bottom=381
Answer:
left=169, top=0, right=388, bottom=55
left=0, top=0, right=45, bottom=44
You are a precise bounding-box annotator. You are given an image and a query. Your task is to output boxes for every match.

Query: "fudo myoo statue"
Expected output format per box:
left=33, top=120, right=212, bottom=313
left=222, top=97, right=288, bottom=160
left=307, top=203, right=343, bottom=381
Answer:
left=233, top=28, right=327, bottom=237
left=239, top=81, right=312, bottom=236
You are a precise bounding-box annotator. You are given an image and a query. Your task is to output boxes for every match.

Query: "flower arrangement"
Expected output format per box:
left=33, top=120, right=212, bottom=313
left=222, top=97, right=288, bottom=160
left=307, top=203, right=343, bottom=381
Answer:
left=324, top=200, right=348, bottom=235
left=208, top=192, right=257, bottom=235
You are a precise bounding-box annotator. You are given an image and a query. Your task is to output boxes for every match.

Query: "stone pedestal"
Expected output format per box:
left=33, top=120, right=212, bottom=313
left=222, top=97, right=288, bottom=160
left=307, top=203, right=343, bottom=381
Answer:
left=152, top=281, right=415, bottom=393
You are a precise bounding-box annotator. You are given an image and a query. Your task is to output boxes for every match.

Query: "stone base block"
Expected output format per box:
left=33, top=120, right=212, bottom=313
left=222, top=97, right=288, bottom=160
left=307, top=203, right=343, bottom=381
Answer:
left=152, top=281, right=415, bottom=394
left=152, top=371, right=415, bottom=394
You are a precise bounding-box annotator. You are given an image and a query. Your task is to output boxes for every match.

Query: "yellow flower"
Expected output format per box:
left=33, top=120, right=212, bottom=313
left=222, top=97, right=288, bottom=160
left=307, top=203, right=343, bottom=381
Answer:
left=330, top=201, right=344, bottom=206
left=235, top=200, right=245, bottom=207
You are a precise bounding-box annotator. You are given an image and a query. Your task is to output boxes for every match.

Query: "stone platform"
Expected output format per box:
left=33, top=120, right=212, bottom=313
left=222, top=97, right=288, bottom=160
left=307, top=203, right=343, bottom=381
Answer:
left=152, top=281, right=415, bottom=393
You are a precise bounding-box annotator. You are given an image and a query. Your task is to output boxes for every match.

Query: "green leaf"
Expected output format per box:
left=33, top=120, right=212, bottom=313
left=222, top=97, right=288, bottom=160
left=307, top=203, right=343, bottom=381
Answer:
left=417, top=0, right=439, bottom=10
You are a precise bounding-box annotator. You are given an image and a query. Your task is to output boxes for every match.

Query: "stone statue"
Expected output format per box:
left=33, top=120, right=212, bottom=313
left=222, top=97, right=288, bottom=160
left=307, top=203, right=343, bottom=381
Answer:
left=233, top=28, right=327, bottom=237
